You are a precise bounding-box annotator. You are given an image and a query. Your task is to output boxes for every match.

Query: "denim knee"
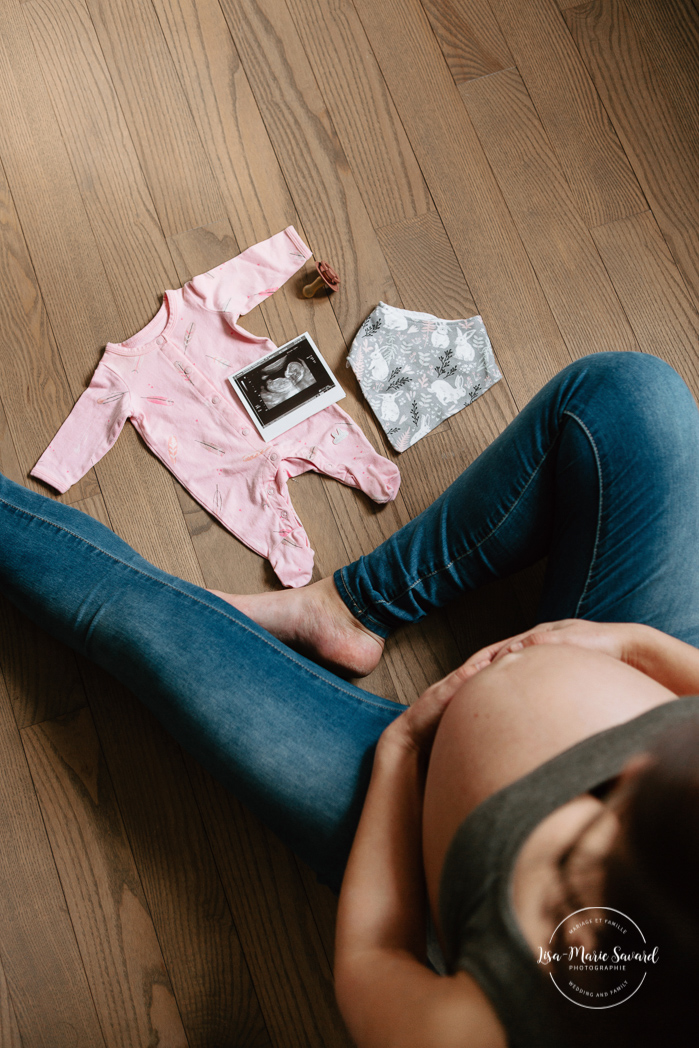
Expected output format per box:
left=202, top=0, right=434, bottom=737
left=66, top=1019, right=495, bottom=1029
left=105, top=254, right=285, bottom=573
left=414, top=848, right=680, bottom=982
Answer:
left=566, top=350, right=688, bottom=400
left=560, top=352, right=698, bottom=447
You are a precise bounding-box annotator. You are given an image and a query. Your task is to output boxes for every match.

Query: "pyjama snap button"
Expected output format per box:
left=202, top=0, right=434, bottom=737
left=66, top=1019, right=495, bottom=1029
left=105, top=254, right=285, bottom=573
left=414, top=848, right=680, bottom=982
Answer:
left=156, top=336, right=165, bottom=345
left=184, top=366, right=192, bottom=375
left=212, top=395, right=220, bottom=405
left=241, top=427, right=250, bottom=436
left=270, top=452, right=279, bottom=463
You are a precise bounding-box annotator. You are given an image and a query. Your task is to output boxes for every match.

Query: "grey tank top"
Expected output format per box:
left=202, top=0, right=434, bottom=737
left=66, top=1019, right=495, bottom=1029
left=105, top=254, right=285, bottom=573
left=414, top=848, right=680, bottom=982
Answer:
left=437, top=696, right=699, bottom=1047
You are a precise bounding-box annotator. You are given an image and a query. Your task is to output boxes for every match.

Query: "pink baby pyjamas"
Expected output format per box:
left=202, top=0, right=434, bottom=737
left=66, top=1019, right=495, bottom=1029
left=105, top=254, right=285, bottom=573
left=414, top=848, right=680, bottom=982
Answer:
left=31, top=227, right=400, bottom=586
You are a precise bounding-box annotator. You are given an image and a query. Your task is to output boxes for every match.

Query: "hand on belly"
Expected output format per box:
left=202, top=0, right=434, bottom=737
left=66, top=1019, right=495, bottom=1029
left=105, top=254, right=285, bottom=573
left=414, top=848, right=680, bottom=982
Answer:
left=421, top=643, right=675, bottom=930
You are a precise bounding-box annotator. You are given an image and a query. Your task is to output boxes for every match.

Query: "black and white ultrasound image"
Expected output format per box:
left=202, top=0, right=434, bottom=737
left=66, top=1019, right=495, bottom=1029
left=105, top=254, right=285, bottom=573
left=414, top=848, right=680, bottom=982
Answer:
left=235, top=338, right=335, bottom=426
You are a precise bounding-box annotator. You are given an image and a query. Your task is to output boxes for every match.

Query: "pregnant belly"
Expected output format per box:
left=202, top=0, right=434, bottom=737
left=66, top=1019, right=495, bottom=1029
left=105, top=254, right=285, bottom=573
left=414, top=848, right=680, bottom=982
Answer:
left=421, top=644, right=676, bottom=930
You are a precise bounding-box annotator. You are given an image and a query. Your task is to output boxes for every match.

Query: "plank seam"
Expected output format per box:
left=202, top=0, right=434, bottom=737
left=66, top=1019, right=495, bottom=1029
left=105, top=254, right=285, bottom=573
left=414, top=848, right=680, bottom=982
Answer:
left=10, top=712, right=109, bottom=1046
left=0, top=146, right=108, bottom=508
left=553, top=0, right=651, bottom=227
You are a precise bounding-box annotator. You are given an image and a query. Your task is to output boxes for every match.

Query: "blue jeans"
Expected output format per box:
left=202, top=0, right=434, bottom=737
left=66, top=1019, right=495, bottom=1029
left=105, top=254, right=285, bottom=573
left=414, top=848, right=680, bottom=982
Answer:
left=336, top=351, right=699, bottom=644
left=1, top=352, right=698, bottom=891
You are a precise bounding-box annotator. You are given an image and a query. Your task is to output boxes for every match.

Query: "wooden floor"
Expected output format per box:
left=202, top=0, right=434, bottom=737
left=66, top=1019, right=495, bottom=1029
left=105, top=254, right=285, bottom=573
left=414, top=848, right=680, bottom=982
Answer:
left=0, top=0, right=697, bottom=1044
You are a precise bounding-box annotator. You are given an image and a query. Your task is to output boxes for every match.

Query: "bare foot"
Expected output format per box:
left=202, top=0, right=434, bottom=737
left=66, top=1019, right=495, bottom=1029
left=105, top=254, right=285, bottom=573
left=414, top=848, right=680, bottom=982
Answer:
left=208, top=576, right=385, bottom=678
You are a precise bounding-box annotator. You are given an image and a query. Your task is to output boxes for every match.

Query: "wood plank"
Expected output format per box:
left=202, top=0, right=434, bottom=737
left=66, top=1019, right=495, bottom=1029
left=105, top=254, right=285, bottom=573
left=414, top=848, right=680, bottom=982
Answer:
left=565, top=0, right=699, bottom=309
left=152, top=0, right=305, bottom=249
left=149, top=0, right=348, bottom=382
left=22, top=706, right=189, bottom=1048
left=0, top=0, right=203, bottom=582
left=0, top=596, right=87, bottom=729
left=24, top=0, right=175, bottom=327
left=592, top=211, right=699, bottom=394
left=351, top=0, right=572, bottom=406
left=0, top=958, right=22, bottom=1048
left=376, top=210, right=478, bottom=317
left=461, top=66, right=636, bottom=358
left=285, top=0, right=434, bottom=228
left=81, top=0, right=226, bottom=237
left=185, top=755, right=354, bottom=1048
left=0, top=3, right=109, bottom=352
left=488, top=0, right=647, bottom=227
left=294, top=859, right=339, bottom=974
left=0, top=397, right=24, bottom=488
left=420, top=0, right=514, bottom=84
left=218, top=0, right=398, bottom=340
left=76, top=660, right=272, bottom=1048
left=72, top=491, right=114, bottom=528
left=0, top=144, right=99, bottom=504
left=0, top=673, right=106, bottom=1048
left=380, top=609, right=458, bottom=703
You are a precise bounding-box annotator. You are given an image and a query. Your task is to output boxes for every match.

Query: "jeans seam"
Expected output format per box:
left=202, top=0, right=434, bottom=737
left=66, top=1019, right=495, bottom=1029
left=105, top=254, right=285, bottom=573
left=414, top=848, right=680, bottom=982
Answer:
left=336, top=567, right=390, bottom=633
left=355, top=435, right=561, bottom=618
left=0, top=494, right=400, bottom=713
left=336, top=567, right=361, bottom=617
left=561, top=410, right=603, bottom=616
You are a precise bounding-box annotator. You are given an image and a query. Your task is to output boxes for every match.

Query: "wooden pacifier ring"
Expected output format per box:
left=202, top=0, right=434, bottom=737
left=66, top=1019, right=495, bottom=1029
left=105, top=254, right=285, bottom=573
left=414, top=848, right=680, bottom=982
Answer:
left=302, top=260, right=341, bottom=298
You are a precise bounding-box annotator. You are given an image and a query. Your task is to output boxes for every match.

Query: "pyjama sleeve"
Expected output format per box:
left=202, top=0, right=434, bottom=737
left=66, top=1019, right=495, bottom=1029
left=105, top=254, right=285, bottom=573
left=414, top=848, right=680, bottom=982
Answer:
left=185, top=226, right=313, bottom=322
left=30, top=361, right=131, bottom=494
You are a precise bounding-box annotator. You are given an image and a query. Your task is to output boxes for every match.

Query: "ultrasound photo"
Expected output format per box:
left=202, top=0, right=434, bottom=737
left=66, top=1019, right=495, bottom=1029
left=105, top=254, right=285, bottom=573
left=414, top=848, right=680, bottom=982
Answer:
left=229, top=333, right=345, bottom=440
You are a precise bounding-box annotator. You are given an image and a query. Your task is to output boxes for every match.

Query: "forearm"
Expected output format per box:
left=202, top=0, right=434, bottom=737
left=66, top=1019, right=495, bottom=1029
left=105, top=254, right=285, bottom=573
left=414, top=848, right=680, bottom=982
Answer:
left=335, top=735, right=427, bottom=968
left=333, top=676, right=470, bottom=1045
left=334, top=735, right=432, bottom=1046
left=333, top=731, right=506, bottom=1048
left=630, top=624, right=699, bottom=695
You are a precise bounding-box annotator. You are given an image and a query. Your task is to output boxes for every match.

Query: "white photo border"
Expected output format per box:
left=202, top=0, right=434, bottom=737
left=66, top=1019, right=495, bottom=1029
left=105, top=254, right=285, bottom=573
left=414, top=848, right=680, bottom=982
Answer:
left=228, top=332, right=345, bottom=441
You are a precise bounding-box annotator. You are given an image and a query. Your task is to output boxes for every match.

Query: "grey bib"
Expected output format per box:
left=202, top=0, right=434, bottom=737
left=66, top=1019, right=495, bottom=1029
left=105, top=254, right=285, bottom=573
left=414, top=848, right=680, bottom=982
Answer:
left=348, top=302, right=502, bottom=452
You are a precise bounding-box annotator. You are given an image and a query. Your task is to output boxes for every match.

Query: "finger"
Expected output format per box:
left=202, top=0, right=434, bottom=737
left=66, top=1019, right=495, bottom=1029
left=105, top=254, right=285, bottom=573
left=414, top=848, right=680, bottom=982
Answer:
left=464, top=621, right=571, bottom=669
left=469, top=624, right=544, bottom=666
left=490, top=620, right=596, bottom=662
left=461, top=637, right=520, bottom=670
left=399, top=672, right=467, bottom=750
left=420, top=659, right=475, bottom=707
left=422, top=618, right=582, bottom=705
left=488, top=623, right=570, bottom=662
left=420, top=669, right=467, bottom=706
